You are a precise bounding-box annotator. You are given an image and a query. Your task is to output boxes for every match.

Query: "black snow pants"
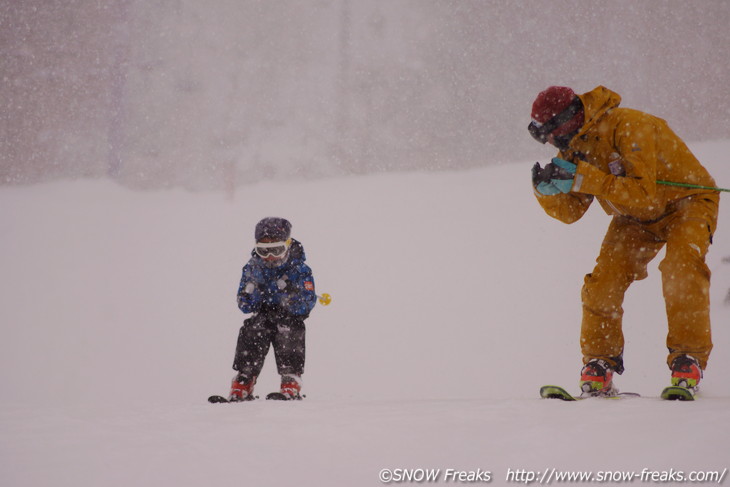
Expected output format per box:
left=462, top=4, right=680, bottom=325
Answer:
left=232, top=309, right=306, bottom=379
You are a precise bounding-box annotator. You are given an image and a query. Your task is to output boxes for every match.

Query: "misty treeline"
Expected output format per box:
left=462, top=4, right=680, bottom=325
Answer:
left=2, top=1, right=729, bottom=190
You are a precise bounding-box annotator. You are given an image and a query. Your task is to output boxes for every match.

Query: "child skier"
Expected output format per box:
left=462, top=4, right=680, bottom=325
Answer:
left=228, top=217, right=317, bottom=401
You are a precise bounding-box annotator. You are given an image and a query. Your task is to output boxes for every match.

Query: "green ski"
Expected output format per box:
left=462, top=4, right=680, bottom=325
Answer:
left=540, top=385, right=640, bottom=401
left=660, top=386, right=696, bottom=401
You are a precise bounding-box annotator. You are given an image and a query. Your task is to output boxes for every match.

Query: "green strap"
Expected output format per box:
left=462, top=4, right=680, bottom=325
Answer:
left=656, top=180, right=730, bottom=193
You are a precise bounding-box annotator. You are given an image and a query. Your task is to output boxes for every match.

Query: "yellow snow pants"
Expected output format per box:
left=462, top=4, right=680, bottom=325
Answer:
left=580, top=194, right=719, bottom=372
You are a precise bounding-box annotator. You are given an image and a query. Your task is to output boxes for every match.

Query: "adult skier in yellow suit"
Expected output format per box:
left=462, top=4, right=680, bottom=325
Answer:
left=528, top=85, right=719, bottom=395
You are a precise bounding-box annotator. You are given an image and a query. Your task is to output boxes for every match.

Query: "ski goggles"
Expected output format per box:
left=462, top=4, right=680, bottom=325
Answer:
left=527, top=96, right=583, bottom=144
left=255, top=239, right=291, bottom=258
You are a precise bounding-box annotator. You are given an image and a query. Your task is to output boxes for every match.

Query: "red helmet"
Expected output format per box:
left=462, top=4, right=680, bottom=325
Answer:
left=528, top=86, right=584, bottom=144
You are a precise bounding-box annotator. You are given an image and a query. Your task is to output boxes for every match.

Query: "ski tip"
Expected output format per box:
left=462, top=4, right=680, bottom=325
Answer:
left=266, top=392, right=304, bottom=401
left=661, top=386, right=696, bottom=401
left=539, top=385, right=577, bottom=401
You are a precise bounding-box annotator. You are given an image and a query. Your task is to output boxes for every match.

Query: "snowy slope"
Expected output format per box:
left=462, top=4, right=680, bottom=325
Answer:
left=1, top=141, right=729, bottom=486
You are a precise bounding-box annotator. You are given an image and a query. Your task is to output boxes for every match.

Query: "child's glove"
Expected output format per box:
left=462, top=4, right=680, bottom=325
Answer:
left=237, top=282, right=262, bottom=312
left=276, top=276, right=290, bottom=292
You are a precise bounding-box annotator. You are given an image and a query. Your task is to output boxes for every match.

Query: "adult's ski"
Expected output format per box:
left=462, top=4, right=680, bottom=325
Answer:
left=540, top=385, right=640, bottom=401
left=660, top=386, right=695, bottom=401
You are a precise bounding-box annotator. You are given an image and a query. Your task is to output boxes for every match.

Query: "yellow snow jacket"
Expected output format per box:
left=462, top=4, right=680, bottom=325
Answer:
left=535, top=86, right=719, bottom=226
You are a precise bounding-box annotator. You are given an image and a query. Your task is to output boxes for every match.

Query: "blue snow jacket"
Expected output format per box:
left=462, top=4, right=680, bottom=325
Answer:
left=236, top=239, right=317, bottom=318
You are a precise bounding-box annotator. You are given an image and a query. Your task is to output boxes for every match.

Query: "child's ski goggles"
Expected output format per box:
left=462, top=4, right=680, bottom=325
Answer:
left=255, top=239, right=291, bottom=258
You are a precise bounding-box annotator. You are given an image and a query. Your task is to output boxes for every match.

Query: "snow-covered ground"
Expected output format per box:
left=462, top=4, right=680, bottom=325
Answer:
left=2, top=141, right=729, bottom=486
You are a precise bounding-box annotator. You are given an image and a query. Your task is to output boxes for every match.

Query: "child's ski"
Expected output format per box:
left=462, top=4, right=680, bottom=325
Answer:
left=265, top=392, right=303, bottom=401
left=207, top=394, right=257, bottom=403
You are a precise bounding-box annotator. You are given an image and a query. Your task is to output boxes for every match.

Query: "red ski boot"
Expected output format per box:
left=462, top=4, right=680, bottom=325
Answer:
left=671, top=355, right=702, bottom=389
left=229, top=373, right=257, bottom=402
left=279, top=374, right=302, bottom=400
left=579, top=359, right=617, bottom=396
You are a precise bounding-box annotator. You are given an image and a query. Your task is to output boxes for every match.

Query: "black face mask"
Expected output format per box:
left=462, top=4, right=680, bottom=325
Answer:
left=551, top=129, right=579, bottom=151
left=527, top=97, right=583, bottom=145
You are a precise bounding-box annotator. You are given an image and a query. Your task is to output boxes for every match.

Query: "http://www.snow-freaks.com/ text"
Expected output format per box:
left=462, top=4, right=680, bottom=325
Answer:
left=377, top=467, right=728, bottom=484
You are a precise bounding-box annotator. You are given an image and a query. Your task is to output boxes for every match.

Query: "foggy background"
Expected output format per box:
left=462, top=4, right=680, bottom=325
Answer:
left=2, top=0, right=729, bottom=190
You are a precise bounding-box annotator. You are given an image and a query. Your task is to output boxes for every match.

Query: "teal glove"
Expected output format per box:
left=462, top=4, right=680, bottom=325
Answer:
left=532, top=158, right=577, bottom=195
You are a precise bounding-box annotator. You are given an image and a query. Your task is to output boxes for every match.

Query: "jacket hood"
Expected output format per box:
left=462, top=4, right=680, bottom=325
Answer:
left=576, top=86, right=622, bottom=136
